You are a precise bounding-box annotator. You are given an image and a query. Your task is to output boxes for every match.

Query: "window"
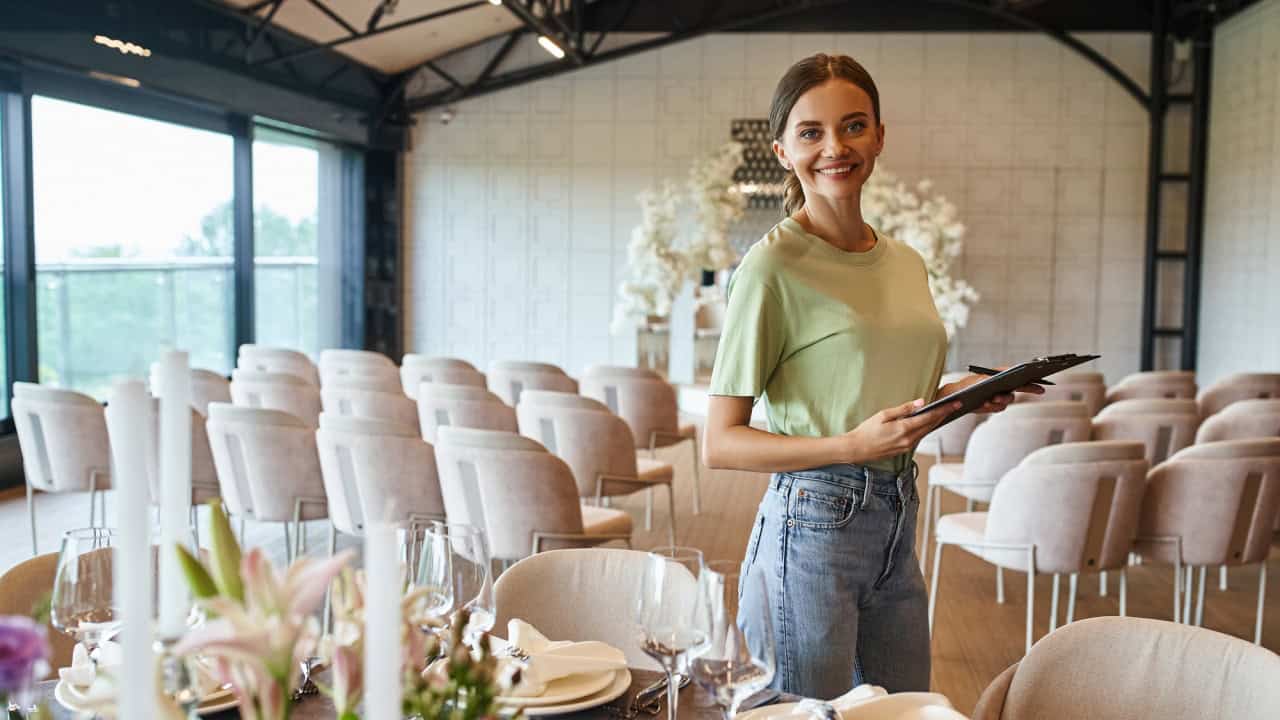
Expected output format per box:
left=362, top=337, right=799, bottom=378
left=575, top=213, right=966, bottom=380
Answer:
left=0, top=103, right=7, bottom=419
left=252, top=129, right=351, bottom=358
left=31, top=96, right=235, bottom=399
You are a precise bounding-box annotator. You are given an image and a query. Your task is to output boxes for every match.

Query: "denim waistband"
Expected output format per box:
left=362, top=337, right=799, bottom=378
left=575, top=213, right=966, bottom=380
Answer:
left=769, top=462, right=918, bottom=498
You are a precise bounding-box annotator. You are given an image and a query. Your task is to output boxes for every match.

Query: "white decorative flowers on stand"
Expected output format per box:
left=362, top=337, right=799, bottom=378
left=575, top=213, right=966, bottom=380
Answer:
left=610, top=180, right=688, bottom=335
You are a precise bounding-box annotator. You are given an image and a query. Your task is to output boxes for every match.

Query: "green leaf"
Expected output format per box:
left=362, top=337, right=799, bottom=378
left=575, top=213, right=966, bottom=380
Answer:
left=207, top=500, right=244, bottom=602
left=176, top=544, right=219, bottom=599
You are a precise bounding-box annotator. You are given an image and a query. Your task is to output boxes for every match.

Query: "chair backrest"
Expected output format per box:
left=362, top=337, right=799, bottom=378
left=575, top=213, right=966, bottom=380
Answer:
left=11, top=383, right=111, bottom=493
left=316, top=413, right=443, bottom=536
left=402, top=355, right=478, bottom=371
left=1022, top=381, right=1106, bottom=417
left=1195, top=399, right=1280, bottom=443
left=0, top=553, right=74, bottom=679
left=205, top=403, right=326, bottom=522
left=400, top=362, right=487, bottom=399
left=494, top=548, right=677, bottom=669
left=321, top=387, right=419, bottom=428
left=579, top=365, right=678, bottom=448
left=1048, top=371, right=1104, bottom=385
left=230, top=369, right=323, bottom=428
left=1092, top=398, right=1201, bottom=465
left=190, top=369, right=232, bottom=416
left=320, top=365, right=402, bottom=393
left=1138, top=438, right=1280, bottom=566
left=982, top=442, right=1148, bottom=575
left=1105, top=370, right=1197, bottom=405
left=971, top=617, right=1280, bottom=720
left=917, top=414, right=986, bottom=459
left=318, top=349, right=396, bottom=373
left=959, top=402, right=1093, bottom=502
left=104, top=394, right=220, bottom=506
left=516, top=391, right=637, bottom=497
left=416, top=382, right=517, bottom=444
left=237, top=345, right=319, bottom=386
left=1197, top=372, right=1280, bottom=419
left=434, top=427, right=584, bottom=562
left=488, top=361, right=579, bottom=406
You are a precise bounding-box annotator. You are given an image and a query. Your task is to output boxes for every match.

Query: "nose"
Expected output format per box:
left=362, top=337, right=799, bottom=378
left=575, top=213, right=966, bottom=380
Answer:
left=821, top=132, right=850, bottom=158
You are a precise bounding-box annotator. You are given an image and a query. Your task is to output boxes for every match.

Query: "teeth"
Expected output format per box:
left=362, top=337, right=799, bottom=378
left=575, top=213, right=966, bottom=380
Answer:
left=818, top=167, right=851, bottom=175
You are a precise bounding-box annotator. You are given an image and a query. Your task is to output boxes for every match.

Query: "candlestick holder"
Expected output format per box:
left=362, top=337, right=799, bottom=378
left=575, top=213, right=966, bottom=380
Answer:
left=156, top=636, right=200, bottom=719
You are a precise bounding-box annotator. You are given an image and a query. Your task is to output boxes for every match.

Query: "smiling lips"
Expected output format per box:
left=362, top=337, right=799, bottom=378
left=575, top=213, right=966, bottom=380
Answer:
left=815, top=164, right=856, bottom=177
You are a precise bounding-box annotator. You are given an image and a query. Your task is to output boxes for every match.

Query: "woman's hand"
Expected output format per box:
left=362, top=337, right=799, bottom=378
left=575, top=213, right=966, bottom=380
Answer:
left=938, top=371, right=1046, bottom=414
left=841, top=398, right=961, bottom=464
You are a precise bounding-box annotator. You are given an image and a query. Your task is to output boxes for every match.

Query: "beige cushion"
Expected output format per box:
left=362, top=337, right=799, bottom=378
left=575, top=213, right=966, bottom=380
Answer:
left=935, top=511, right=987, bottom=546
left=636, top=457, right=675, bottom=484
left=206, top=402, right=308, bottom=428
left=318, top=412, right=418, bottom=438
left=580, top=505, right=634, bottom=536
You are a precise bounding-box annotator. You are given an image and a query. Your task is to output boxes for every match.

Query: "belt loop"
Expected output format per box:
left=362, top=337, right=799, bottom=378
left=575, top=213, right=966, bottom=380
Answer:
left=859, top=468, right=873, bottom=510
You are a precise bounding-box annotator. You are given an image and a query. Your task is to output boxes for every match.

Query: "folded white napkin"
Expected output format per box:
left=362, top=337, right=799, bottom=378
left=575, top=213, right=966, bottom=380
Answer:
left=57, top=640, right=124, bottom=708
left=498, top=619, right=627, bottom=698
left=772, top=686, right=964, bottom=720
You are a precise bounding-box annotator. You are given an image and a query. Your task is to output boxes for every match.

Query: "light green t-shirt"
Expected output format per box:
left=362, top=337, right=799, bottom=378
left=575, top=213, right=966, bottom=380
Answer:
left=708, top=217, right=949, bottom=471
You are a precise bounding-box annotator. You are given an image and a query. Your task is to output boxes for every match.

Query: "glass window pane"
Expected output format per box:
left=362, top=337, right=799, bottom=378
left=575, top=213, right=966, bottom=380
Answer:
left=32, top=96, right=235, bottom=399
left=252, top=131, right=343, bottom=358
left=0, top=103, right=7, bottom=419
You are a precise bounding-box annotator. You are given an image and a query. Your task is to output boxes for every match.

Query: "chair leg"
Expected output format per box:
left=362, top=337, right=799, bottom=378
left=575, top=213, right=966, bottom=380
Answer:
left=191, top=506, right=201, bottom=549
left=1066, top=573, right=1078, bottom=625
left=1183, top=567, right=1194, bottom=624
left=1119, top=568, right=1128, bottom=617
left=323, top=521, right=337, bottom=638
left=666, top=484, right=677, bottom=546
left=1100, top=570, right=1108, bottom=597
left=928, top=541, right=944, bottom=632
left=920, top=482, right=934, bottom=575
left=1048, top=574, right=1060, bottom=633
left=645, top=487, right=654, bottom=531
left=239, top=515, right=247, bottom=547
left=1173, top=563, right=1182, bottom=624
left=1220, top=564, right=1228, bottom=591
left=27, top=484, right=38, bottom=557
left=689, top=436, right=703, bottom=516
left=283, top=523, right=293, bottom=565
left=1256, top=563, right=1267, bottom=645
left=1196, top=565, right=1207, bottom=627
left=1025, top=550, right=1036, bottom=654
left=965, top=498, right=975, bottom=512
left=996, top=565, right=1005, bottom=604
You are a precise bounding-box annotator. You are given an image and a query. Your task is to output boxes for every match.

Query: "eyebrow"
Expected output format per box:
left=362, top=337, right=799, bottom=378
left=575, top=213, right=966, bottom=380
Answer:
left=795, top=112, right=869, bottom=127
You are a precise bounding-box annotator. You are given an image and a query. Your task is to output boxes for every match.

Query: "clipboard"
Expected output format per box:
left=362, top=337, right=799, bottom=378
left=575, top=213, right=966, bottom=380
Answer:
left=906, top=353, right=1101, bottom=428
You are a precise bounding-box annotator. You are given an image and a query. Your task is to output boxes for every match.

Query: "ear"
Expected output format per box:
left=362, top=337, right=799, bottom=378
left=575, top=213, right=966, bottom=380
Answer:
left=873, top=123, right=886, bottom=156
left=771, top=140, right=792, bottom=171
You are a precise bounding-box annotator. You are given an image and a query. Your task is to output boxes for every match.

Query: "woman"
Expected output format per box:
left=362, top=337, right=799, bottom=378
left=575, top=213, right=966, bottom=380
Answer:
left=703, top=54, right=1038, bottom=698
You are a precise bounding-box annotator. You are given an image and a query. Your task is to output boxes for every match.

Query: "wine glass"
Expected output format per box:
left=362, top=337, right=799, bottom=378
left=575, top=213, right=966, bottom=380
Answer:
left=427, top=522, right=494, bottom=644
left=637, top=546, right=709, bottom=720
left=50, top=528, right=121, bottom=658
left=399, top=526, right=455, bottom=626
left=690, top=561, right=776, bottom=719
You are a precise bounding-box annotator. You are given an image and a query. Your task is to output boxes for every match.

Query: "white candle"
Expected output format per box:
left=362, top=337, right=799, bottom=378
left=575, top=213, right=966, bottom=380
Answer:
left=363, top=523, right=402, bottom=720
left=109, top=380, right=157, bottom=719
left=157, top=351, right=192, bottom=639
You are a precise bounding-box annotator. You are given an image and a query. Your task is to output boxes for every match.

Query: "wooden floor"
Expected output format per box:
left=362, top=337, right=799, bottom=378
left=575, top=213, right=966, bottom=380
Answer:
left=2, top=431, right=1276, bottom=714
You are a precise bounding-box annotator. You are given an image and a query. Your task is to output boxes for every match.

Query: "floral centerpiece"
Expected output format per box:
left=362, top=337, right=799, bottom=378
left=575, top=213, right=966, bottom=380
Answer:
left=611, top=181, right=688, bottom=334
left=861, top=167, right=978, bottom=337
left=685, top=142, right=748, bottom=275
left=0, top=616, right=49, bottom=715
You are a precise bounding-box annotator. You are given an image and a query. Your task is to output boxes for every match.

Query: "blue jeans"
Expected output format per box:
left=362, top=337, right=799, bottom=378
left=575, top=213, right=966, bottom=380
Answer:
left=738, top=462, right=929, bottom=699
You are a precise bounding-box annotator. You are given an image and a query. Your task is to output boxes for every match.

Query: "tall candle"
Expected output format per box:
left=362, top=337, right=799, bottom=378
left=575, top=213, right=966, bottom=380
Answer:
left=363, top=523, right=402, bottom=720
left=109, top=380, right=157, bottom=718
left=157, top=351, right=192, bottom=639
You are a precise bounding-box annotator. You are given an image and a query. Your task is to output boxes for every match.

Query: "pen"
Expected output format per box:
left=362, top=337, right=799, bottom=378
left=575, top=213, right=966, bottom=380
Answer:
left=967, top=365, right=1055, bottom=386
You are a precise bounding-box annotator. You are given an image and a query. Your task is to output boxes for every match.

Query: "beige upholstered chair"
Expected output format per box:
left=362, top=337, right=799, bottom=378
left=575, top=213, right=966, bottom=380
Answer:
left=148, top=365, right=231, bottom=417
left=1105, top=370, right=1197, bottom=406
left=434, top=428, right=633, bottom=562
left=924, top=402, right=1092, bottom=575
left=230, top=369, right=323, bottom=428
left=930, top=441, right=1148, bottom=652
left=917, top=372, right=986, bottom=463
left=1133, top=438, right=1280, bottom=643
left=321, top=385, right=419, bottom=428
left=488, top=361, right=579, bottom=406
left=237, top=344, right=319, bottom=386
left=971, top=616, right=1280, bottom=720
left=319, top=349, right=396, bottom=373
left=1197, top=372, right=1280, bottom=419
left=400, top=356, right=487, bottom=398
left=320, top=364, right=402, bottom=391
left=206, top=403, right=328, bottom=561
left=1195, top=398, right=1280, bottom=443
left=580, top=365, right=702, bottom=516
left=1092, top=398, right=1201, bottom=465
left=11, top=383, right=112, bottom=555
left=493, top=548, right=681, bottom=669
left=316, top=413, right=444, bottom=547
left=1021, top=372, right=1106, bottom=416
left=517, top=390, right=677, bottom=544
left=0, top=552, right=74, bottom=678
left=415, top=382, right=517, bottom=444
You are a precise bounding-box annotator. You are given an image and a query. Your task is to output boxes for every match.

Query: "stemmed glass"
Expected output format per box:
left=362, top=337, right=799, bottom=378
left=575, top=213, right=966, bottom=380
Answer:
left=637, top=546, right=710, bottom=720
left=690, top=561, right=776, bottom=719
left=399, top=526, right=455, bottom=626
left=421, top=522, right=494, bottom=644
left=50, top=528, right=121, bottom=658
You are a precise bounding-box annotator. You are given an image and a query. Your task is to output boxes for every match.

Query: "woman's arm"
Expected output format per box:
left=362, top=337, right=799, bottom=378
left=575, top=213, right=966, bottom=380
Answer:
left=703, top=395, right=961, bottom=473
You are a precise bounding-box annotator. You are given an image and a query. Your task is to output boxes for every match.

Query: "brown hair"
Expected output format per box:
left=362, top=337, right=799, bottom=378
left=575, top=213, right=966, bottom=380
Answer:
left=769, top=53, right=881, bottom=216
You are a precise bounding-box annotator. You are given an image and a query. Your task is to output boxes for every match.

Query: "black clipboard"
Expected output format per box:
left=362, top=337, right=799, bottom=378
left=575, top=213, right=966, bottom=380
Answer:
left=906, top=353, right=1101, bottom=428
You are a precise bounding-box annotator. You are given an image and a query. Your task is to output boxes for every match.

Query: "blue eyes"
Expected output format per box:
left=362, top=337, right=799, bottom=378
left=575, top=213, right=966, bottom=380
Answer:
left=798, top=122, right=866, bottom=141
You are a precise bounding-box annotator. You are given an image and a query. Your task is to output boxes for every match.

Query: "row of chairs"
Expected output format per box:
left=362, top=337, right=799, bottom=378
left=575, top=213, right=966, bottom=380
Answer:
left=1013, top=369, right=1279, bottom=418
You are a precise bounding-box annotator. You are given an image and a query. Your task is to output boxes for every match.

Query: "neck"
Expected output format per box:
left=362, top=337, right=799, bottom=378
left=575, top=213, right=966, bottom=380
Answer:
left=796, top=195, right=874, bottom=252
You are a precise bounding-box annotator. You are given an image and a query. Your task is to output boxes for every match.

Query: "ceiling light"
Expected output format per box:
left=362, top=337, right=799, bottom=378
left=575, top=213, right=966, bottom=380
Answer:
left=537, top=35, right=565, bottom=60
left=93, top=34, right=151, bottom=58
left=89, top=70, right=141, bottom=88
left=488, top=0, right=502, bottom=5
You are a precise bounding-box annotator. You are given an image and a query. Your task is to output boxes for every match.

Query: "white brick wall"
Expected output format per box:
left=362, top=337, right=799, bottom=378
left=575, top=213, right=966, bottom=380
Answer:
left=404, top=32, right=1154, bottom=383
left=1199, top=0, right=1280, bottom=386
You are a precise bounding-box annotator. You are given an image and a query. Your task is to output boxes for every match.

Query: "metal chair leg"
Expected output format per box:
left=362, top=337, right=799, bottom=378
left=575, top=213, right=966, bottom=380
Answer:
left=645, top=487, right=654, bottom=531
left=1049, top=574, right=1060, bottom=633
left=965, top=498, right=975, bottom=512
left=1066, top=573, right=1078, bottom=625
left=1119, top=567, right=1128, bottom=617
left=1255, top=563, right=1267, bottom=645
left=928, top=541, right=944, bottom=632
left=27, top=484, right=38, bottom=556
left=1025, top=550, right=1036, bottom=654
left=666, top=483, right=677, bottom=546
left=1195, top=565, right=1207, bottom=627
left=283, top=523, right=293, bottom=565
left=1173, top=563, right=1182, bottom=624
left=323, top=521, right=337, bottom=638
left=1100, top=570, right=1108, bottom=597
left=996, top=565, right=1005, bottom=604
left=1220, top=564, right=1228, bottom=591
left=689, top=436, right=703, bottom=516
left=239, top=515, right=247, bottom=547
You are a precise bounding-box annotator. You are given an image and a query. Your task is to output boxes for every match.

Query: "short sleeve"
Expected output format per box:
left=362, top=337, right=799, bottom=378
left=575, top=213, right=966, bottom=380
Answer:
left=708, top=265, right=785, bottom=399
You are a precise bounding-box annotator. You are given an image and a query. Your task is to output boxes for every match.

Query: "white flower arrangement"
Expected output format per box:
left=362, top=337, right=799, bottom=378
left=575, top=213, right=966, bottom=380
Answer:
left=685, top=141, right=748, bottom=273
left=610, top=180, right=689, bottom=334
left=861, top=167, right=979, bottom=338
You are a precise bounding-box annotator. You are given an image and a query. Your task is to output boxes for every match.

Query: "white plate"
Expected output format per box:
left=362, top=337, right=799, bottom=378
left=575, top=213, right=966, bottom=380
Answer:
left=515, top=668, right=632, bottom=717
left=736, top=693, right=957, bottom=720
left=54, top=680, right=240, bottom=717
left=497, top=668, right=617, bottom=708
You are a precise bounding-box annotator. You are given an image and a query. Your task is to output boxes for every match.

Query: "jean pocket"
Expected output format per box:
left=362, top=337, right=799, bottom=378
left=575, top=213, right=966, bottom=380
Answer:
left=788, top=482, right=858, bottom=529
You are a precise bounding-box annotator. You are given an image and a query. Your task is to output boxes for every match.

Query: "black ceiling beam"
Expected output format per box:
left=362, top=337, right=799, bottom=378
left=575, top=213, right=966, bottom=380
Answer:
left=251, top=0, right=490, bottom=67
left=240, top=0, right=278, bottom=13
left=366, top=0, right=390, bottom=32
left=244, top=0, right=287, bottom=61
left=501, top=0, right=584, bottom=65
left=305, top=0, right=359, bottom=36
left=423, top=61, right=463, bottom=88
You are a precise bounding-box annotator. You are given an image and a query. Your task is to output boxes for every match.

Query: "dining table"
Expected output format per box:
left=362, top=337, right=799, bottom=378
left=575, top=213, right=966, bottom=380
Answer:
left=31, top=668, right=791, bottom=720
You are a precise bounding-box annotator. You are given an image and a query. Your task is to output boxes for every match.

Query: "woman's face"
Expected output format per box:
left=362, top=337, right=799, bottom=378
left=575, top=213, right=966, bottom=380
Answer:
left=773, top=78, right=884, bottom=209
